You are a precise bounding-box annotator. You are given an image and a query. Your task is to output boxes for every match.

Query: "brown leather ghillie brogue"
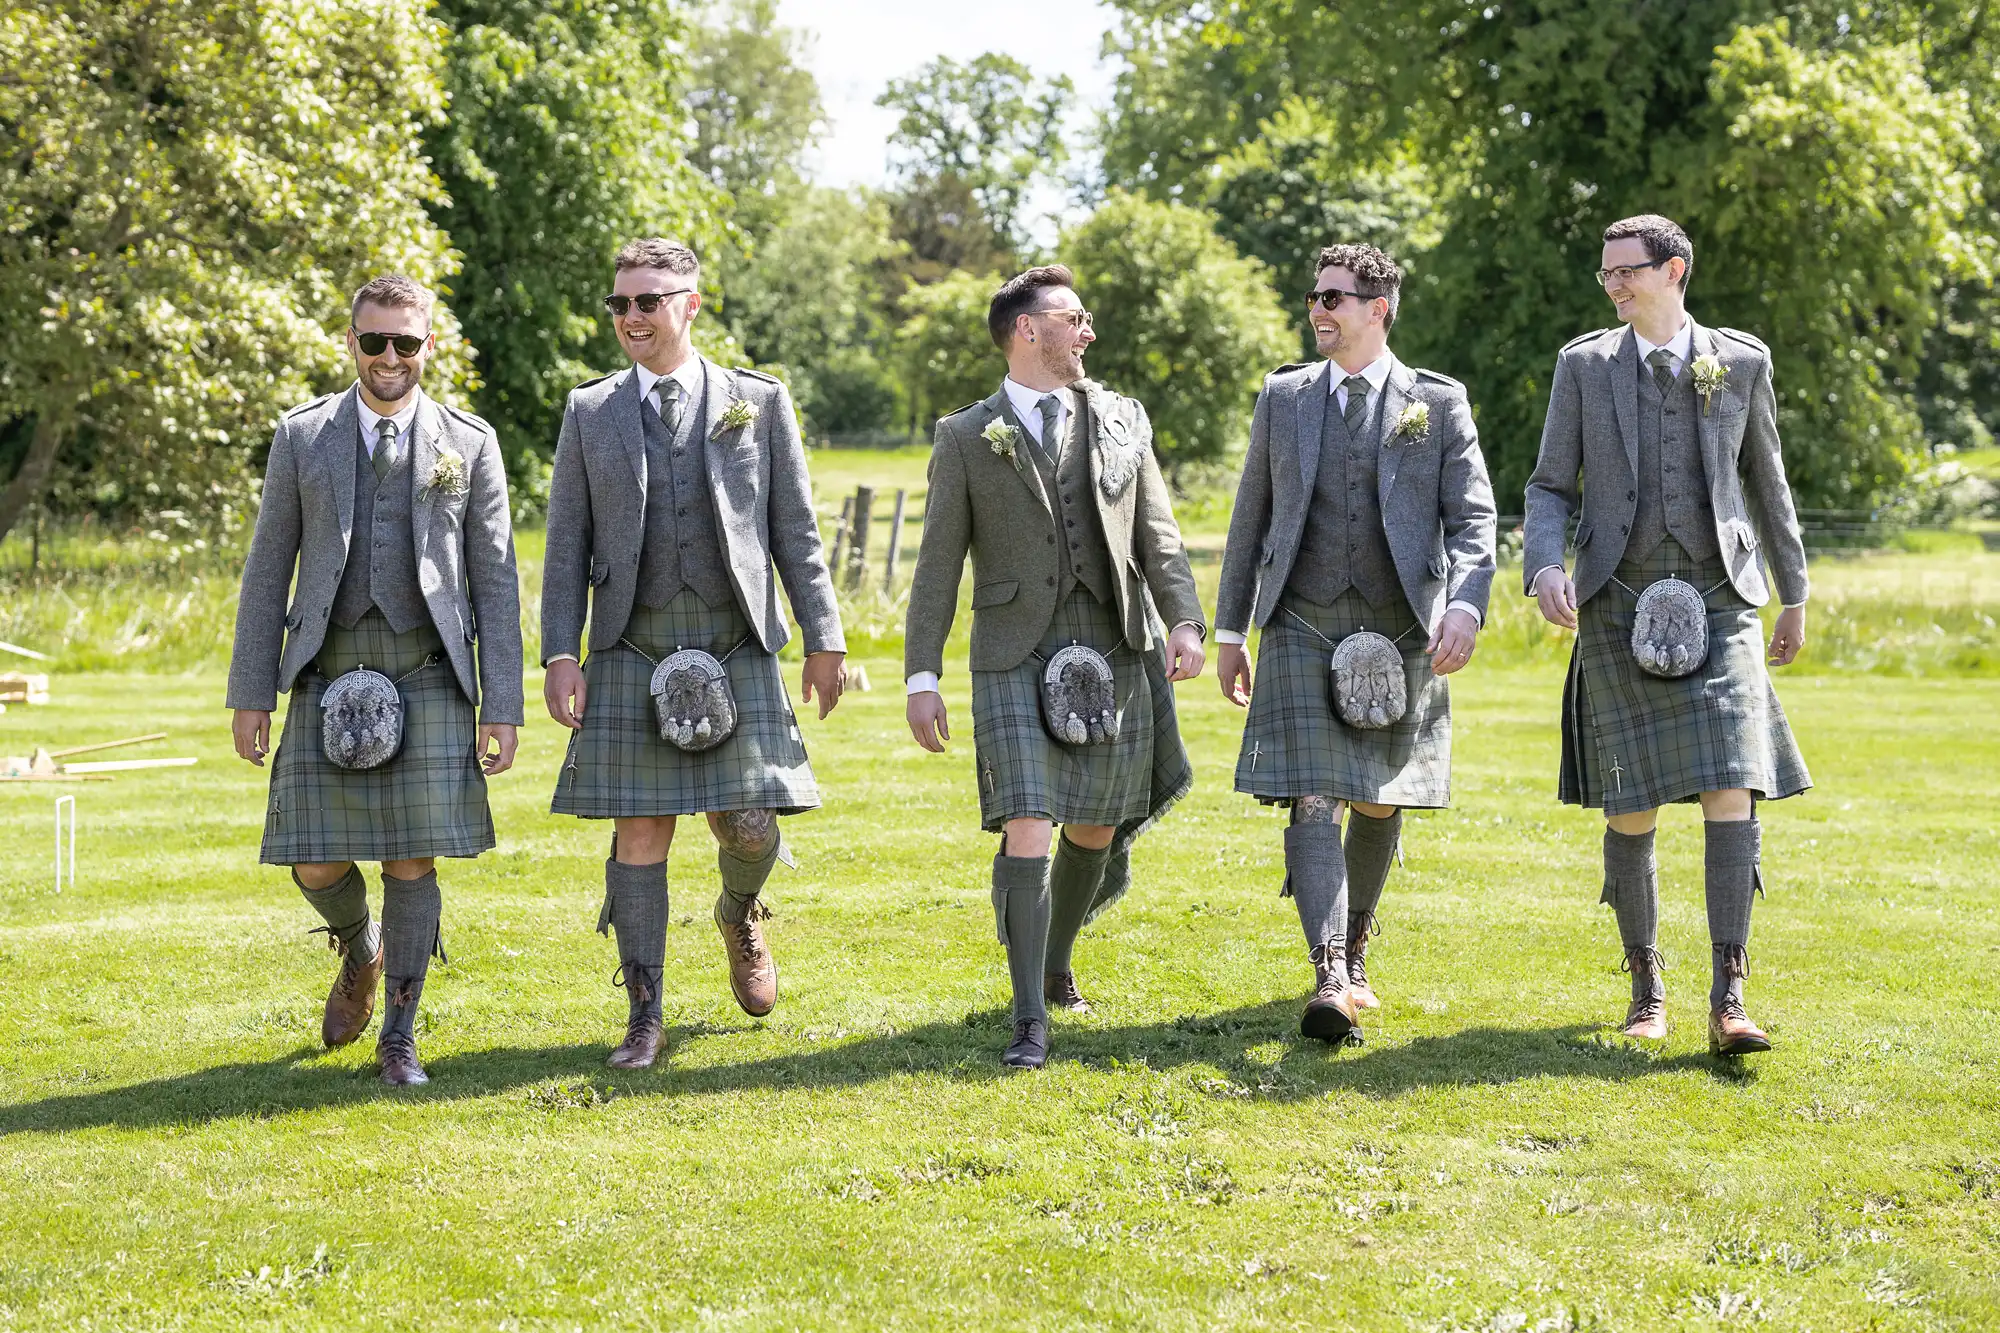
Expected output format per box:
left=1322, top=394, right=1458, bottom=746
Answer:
left=1301, top=942, right=1360, bottom=1044
left=1045, top=971, right=1091, bottom=1015
left=1709, top=999, right=1772, bottom=1057
left=1620, top=947, right=1667, bottom=1041
left=322, top=938, right=383, bottom=1048
left=608, top=1015, right=665, bottom=1070
left=1347, top=927, right=1381, bottom=1011
left=376, top=1030, right=428, bottom=1087
left=716, top=899, right=777, bottom=1017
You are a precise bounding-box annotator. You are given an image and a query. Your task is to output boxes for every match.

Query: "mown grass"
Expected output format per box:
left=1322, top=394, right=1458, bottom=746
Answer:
left=2, top=652, right=1997, bottom=1328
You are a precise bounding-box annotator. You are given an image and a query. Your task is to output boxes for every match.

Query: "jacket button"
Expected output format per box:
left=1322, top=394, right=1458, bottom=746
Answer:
left=1621, top=525, right=1630, bottom=535
left=1627, top=491, right=1636, bottom=501
left=1046, top=576, right=1056, bottom=587
left=1046, top=533, right=1054, bottom=544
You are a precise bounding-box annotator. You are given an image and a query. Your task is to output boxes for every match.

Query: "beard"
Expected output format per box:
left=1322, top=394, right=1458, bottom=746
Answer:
left=1313, top=323, right=1345, bottom=357
left=361, top=362, right=419, bottom=404
left=1040, top=339, right=1086, bottom=384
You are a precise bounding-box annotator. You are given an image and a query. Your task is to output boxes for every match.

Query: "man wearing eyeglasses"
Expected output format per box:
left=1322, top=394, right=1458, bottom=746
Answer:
left=228, top=273, right=523, bottom=1087
left=904, top=264, right=1207, bottom=1071
left=1214, top=244, right=1496, bottom=1045
left=1523, top=213, right=1810, bottom=1056
left=541, top=238, right=846, bottom=1070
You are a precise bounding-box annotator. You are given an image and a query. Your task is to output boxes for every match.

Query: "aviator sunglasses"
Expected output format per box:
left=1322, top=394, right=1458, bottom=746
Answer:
left=603, top=289, right=696, bottom=317
left=352, top=329, right=429, bottom=357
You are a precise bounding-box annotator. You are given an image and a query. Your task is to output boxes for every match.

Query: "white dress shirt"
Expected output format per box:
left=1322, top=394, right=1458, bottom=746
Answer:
left=356, top=386, right=423, bottom=457
left=1214, top=354, right=1481, bottom=646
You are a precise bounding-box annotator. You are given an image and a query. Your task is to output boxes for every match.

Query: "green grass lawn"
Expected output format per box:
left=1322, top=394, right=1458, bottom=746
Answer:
left=3, top=654, right=1997, bottom=1328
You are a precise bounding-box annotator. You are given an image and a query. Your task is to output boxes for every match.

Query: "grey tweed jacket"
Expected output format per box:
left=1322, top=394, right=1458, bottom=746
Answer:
left=226, top=386, right=525, bottom=724
left=540, top=358, right=844, bottom=664
left=1216, top=356, right=1498, bottom=635
left=904, top=378, right=1205, bottom=678
left=1523, top=320, right=1809, bottom=607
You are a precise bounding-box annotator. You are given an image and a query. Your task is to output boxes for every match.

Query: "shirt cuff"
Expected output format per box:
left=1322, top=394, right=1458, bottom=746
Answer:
left=905, top=671, right=941, bottom=696
left=1445, top=599, right=1484, bottom=628
left=1782, top=600, right=1807, bottom=610
left=546, top=653, right=578, bottom=665
left=1214, top=629, right=1248, bottom=645
left=1527, top=564, right=1564, bottom=595
left=1170, top=619, right=1205, bottom=641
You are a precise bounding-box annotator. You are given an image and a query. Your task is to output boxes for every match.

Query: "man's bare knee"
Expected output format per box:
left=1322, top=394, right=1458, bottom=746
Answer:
left=613, top=816, right=676, bottom=865
left=292, top=861, right=354, bottom=891
left=713, top=807, right=778, bottom=857
left=1063, top=823, right=1116, bottom=851
left=1350, top=800, right=1396, bottom=820
left=1606, top=809, right=1658, bottom=836
left=1292, top=796, right=1344, bottom=826
left=1004, top=818, right=1054, bottom=859
left=1700, top=788, right=1753, bottom=822
left=382, top=857, right=435, bottom=881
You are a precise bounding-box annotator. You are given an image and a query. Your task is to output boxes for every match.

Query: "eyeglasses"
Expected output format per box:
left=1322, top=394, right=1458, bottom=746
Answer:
left=1594, top=259, right=1670, bottom=287
left=604, top=290, right=696, bottom=317
left=1030, top=307, right=1093, bottom=330
left=1304, top=288, right=1368, bottom=311
left=352, top=329, right=429, bottom=357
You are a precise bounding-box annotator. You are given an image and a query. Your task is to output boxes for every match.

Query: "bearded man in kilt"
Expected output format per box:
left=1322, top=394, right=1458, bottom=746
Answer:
left=905, top=265, right=1207, bottom=1071
left=542, top=238, right=846, bottom=1070
left=1525, top=214, right=1811, bottom=1056
left=229, top=274, right=524, bottom=1087
left=1215, top=244, right=1497, bottom=1044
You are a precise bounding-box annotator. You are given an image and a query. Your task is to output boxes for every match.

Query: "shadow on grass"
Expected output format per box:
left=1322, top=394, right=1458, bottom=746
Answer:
left=0, top=1003, right=1750, bottom=1137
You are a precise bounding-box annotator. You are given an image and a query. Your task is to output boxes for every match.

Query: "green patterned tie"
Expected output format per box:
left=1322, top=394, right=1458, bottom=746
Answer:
left=1342, top=375, right=1370, bottom=433
left=655, top=380, right=683, bottom=438
left=1647, top=347, right=1677, bottom=394
left=1036, top=393, right=1062, bottom=467
left=373, top=419, right=397, bottom=483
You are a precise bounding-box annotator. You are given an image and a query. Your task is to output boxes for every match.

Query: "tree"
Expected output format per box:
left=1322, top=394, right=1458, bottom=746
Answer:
left=1060, top=192, right=1296, bottom=472
left=683, top=0, right=824, bottom=240
left=427, top=0, right=722, bottom=510
left=894, top=269, right=1004, bottom=436
left=0, top=0, right=472, bottom=546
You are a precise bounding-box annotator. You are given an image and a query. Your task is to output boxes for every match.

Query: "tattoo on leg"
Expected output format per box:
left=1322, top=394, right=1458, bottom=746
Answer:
left=718, top=808, right=777, bottom=856
left=1292, top=796, right=1340, bottom=826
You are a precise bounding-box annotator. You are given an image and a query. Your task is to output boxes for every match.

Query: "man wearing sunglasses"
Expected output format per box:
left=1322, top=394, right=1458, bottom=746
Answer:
left=1214, top=243, right=1496, bottom=1045
left=904, top=265, right=1207, bottom=1071
left=227, top=274, right=523, bottom=1087
left=541, top=238, right=846, bottom=1070
left=1523, top=213, right=1810, bottom=1056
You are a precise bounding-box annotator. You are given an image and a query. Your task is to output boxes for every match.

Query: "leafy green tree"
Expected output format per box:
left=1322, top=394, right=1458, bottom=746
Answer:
left=427, top=0, right=722, bottom=508
left=0, top=0, right=471, bottom=545
left=684, top=0, right=824, bottom=240
left=894, top=269, right=1004, bottom=436
left=1060, top=192, right=1296, bottom=472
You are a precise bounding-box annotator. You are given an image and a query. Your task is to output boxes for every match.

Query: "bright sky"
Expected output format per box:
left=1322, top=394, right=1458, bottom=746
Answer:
left=772, top=0, right=1120, bottom=190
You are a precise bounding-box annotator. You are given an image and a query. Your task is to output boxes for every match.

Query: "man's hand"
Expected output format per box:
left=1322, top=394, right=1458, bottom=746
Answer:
left=1165, top=623, right=1205, bottom=683
left=1217, top=643, right=1254, bottom=708
left=1426, top=607, right=1480, bottom=677
left=907, top=690, right=950, bottom=752
left=1768, top=605, right=1806, bottom=667
left=477, top=723, right=518, bottom=776
left=1533, top=566, right=1580, bottom=630
left=801, top=651, right=847, bottom=719
left=544, top=658, right=588, bottom=730
left=232, top=709, right=272, bottom=766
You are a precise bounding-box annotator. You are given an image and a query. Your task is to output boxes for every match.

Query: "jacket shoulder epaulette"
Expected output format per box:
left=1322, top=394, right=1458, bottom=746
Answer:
left=1714, top=326, right=1770, bottom=354
left=283, top=391, right=338, bottom=419
left=731, top=366, right=783, bottom=387
left=940, top=399, right=988, bottom=422
left=439, top=402, right=493, bottom=433
left=572, top=370, right=617, bottom=391
left=1269, top=361, right=1313, bottom=377
left=1561, top=328, right=1615, bottom=353
left=1412, top=367, right=1465, bottom=391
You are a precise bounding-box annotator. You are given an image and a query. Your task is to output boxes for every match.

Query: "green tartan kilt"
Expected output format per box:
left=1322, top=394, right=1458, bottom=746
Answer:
left=551, top=588, right=819, bottom=819
left=1234, top=589, right=1453, bottom=809
left=260, top=609, right=495, bottom=865
left=970, top=589, right=1175, bottom=831
left=1560, top=540, right=1810, bottom=814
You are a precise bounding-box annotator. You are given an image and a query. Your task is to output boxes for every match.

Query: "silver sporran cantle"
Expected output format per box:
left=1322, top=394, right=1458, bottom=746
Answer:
left=1631, top=577, right=1708, bottom=678
left=1040, top=643, right=1119, bottom=746
left=650, top=648, right=739, bottom=751
left=1330, top=631, right=1407, bottom=731
left=321, top=668, right=405, bottom=770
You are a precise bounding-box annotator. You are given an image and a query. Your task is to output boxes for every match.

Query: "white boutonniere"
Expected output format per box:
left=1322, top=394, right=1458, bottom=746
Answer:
left=981, top=416, right=1023, bottom=470
left=422, top=446, right=468, bottom=497
left=1391, top=400, right=1431, bottom=443
left=712, top=398, right=757, bottom=436
left=1691, top=354, right=1729, bottom=414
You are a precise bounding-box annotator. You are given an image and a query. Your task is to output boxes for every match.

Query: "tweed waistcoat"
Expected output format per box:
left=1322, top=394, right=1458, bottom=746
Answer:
left=1025, top=388, right=1116, bottom=610
left=1626, top=359, right=1719, bottom=564
left=331, top=429, right=427, bottom=633
left=1286, top=384, right=1401, bottom=609
left=636, top=381, right=731, bottom=610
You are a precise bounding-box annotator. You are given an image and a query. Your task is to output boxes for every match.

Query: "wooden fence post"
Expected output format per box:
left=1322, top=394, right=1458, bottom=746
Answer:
left=830, top=495, right=853, bottom=575
left=882, top=488, right=908, bottom=590
left=846, top=485, right=874, bottom=589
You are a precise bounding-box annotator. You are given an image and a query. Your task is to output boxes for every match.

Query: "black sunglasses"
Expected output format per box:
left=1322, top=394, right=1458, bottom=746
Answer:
left=1304, top=288, right=1369, bottom=311
left=604, top=290, right=696, bottom=317
left=352, top=329, right=429, bottom=357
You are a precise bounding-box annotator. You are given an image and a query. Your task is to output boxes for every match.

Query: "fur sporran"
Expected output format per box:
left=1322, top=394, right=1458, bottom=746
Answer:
left=320, top=668, right=405, bottom=770
left=1330, top=631, right=1408, bottom=731
left=1040, top=643, right=1119, bottom=746
left=650, top=649, right=739, bottom=751
left=1631, top=577, right=1709, bottom=678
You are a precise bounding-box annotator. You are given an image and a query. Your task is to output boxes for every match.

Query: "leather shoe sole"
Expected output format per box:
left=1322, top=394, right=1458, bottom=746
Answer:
left=1301, top=994, right=1359, bottom=1043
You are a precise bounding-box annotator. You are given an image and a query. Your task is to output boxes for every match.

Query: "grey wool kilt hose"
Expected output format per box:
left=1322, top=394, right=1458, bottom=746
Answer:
left=1234, top=589, right=1453, bottom=809
left=260, top=608, right=495, bottom=864
left=1560, top=540, right=1810, bottom=815
left=551, top=588, right=819, bottom=819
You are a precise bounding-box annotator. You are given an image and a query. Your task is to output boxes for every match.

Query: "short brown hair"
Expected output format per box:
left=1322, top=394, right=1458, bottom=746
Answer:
left=1603, top=214, right=1693, bottom=291
left=988, top=264, right=1075, bottom=350
left=349, top=274, right=432, bottom=326
left=614, top=237, right=700, bottom=279
left=1314, top=243, right=1402, bottom=331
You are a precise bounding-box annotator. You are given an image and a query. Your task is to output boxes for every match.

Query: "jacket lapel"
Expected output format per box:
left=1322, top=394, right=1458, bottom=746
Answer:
left=613, top=367, right=647, bottom=490
left=1295, top=361, right=1330, bottom=491
left=1376, top=357, right=1415, bottom=511
left=316, top=387, right=361, bottom=551
left=1688, top=320, right=1724, bottom=482
left=1610, top=326, right=1640, bottom=480
left=698, top=357, right=744, bottom=541
left=408, top=393, right=441, bottom=571
left=989, top=385, right=1052, bottom=514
